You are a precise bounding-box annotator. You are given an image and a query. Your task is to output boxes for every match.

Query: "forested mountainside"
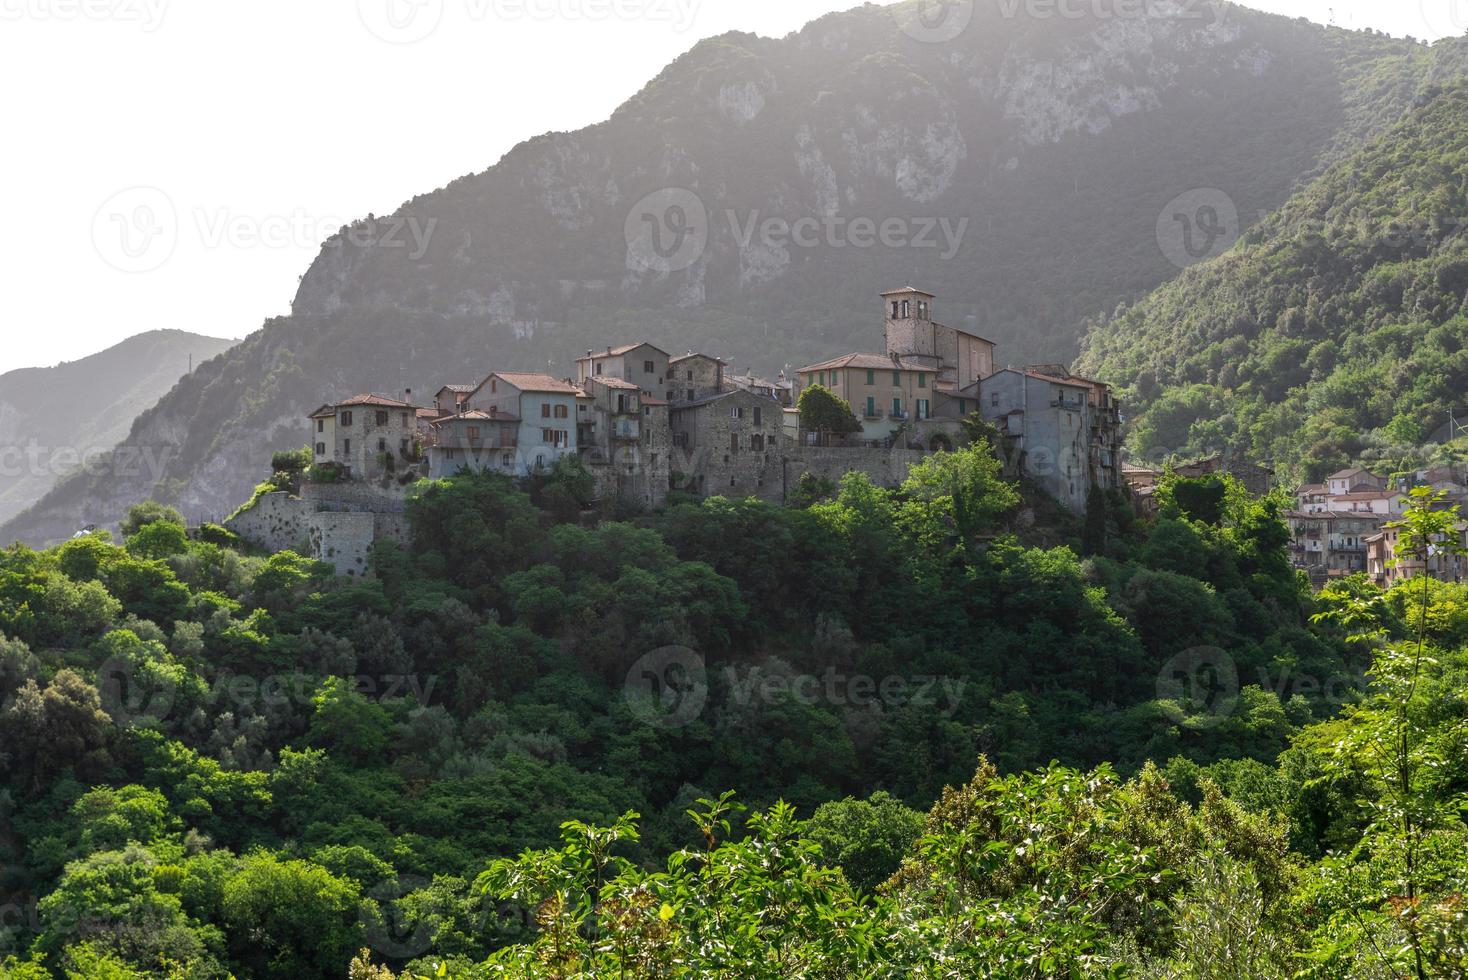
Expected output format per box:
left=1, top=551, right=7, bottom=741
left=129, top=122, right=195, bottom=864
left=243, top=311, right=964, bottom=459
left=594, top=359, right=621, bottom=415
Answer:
left=5, top=2, right=1464, bottom=545
left=1078, top=81, right=1468, bottom=482
left=0, top=332, right=236, bottom=526
left=0, top=447, right=1464, bottom=977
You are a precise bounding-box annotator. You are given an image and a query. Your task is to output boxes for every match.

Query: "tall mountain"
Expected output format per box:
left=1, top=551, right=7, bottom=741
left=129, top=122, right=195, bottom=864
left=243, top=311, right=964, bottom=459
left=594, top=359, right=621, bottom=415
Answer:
left=4, top=1, right=1465, bottom=544
left=1076, top=80, right=1468, bottom=482
left=0, top=331, right=237, bottom=529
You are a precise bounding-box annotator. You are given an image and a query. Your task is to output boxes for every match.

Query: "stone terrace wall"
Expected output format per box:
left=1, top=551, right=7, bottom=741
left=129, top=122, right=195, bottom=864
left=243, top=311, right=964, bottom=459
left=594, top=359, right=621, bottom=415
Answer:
left=781, top=446, right=929, bottom=496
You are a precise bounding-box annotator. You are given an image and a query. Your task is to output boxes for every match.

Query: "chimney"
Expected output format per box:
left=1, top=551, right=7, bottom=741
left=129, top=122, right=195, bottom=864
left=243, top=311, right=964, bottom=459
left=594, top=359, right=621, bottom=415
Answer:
left=404, top=387, right=412, bottom=404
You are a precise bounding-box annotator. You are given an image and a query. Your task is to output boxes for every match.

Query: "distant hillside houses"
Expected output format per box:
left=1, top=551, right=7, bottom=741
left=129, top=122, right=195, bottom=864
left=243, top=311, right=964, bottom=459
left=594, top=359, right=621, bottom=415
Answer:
left=1282, top=465, right=1467, bottom=585
left=243, top=288, right=1127, bottom=574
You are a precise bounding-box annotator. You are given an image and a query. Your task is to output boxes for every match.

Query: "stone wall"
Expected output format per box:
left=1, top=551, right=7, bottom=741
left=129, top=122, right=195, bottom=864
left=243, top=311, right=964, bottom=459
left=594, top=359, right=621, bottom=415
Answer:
left=782, top=446, right=929, bottom=496
left=226, top=492, right=310, bottom=554
left=227, top=481, right=411, bottom=577
left=307, top=511, right=378, bottom=578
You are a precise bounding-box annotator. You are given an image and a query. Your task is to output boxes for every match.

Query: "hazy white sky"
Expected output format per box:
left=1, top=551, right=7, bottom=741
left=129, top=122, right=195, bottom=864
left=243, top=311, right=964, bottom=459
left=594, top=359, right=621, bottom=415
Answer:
left=0, top=0, right=1460, bottom=374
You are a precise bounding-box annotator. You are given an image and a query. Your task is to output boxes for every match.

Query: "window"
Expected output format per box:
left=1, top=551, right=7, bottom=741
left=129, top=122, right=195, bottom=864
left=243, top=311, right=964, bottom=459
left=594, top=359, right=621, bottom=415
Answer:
left=917, top=373, right=927, bottom=389
left=686, top=389, right=694, bottom=401
left=753, top=407, right=762, bottom=426
left=315, top=442, right=326, bottom=456
left=491, top=379, right=498, bottom=393
left=401, top=412, right=409, bottom=425
left=542, top=429, right=568, bottom=447
left=541, top=404, right=551, bottom=418
left=751, top=433, right=764, bottom=451
left=901, top=299, right=910, bottom=317
left=991, top=392, right=1000, bottom=407
left=866, top=369, right=875, bottom=385
left=467, top=426, right=480, bottom=441
left=959, top=399, right=968, bottom=414
left=376, top=410, right=389, bottom=426
left=595, top=362, right=604, bottom=374
left=865, top=396, right=876, bottom=417
left=729, top=433, right=739, bottom=452
left=555, top=404, right=569, bottom=419
left=916, top=398, right=930, bottom=420
left=344, top=438, right=351, bottom=454
left=686, top=370, right=693, bottom=381
left=644, top=360, right=655, bottom=374
left=892, top=370, right=901, bottom=386
left=731, top=406, right=743, bottom=420
left=892, top=398, right=902, bottom=416
left=316, top=419, right=324, bottom=433
left=341, top=411, right=353, bottom=426
left=377, top=438, right=387, bottom=452
left=830, top=371, right=839, bottom=387
left=890, top=300, right=899, bottom=317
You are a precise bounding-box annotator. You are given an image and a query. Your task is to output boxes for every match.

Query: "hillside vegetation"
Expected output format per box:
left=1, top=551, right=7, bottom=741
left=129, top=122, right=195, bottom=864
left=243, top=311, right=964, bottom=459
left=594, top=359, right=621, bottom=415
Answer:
left=1078, top=82, right=1468, bottom=481
left=1, top=442, right=1464, bottom=976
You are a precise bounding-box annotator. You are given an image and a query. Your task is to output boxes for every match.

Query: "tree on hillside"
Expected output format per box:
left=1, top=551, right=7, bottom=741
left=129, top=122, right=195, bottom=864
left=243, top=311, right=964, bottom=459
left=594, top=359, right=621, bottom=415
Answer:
left=797, top=384, right=860, bottom=445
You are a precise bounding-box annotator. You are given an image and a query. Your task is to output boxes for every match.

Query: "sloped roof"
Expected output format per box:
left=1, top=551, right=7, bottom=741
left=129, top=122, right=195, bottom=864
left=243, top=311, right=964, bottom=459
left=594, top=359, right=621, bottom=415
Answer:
left=1328, top=467, right=1378, bottom=481
left=576, top=342, right=668, bottom=361
left=670, top=351, right=728, bottom=365
left=587, top=375, right=641, bottom=391
left=491, top=373, right=581, bottom=395
left=335, top=393, right=416, bottom=408
left=436, top=384, right=477, bottom=394
left=797, top=352, right=933, bottom=373
left=430, top=410, right=519, bottom=424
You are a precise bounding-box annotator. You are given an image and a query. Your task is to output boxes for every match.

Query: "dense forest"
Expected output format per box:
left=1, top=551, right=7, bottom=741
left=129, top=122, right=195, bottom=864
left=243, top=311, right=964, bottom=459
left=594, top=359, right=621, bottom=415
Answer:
left=1078, top=83, right=1468, bottom=483
left=0, top=437, right=1463, bottom=977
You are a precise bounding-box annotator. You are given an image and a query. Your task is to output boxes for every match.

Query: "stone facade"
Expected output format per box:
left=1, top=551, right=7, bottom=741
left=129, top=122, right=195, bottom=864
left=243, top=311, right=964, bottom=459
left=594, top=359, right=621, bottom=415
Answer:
left=574, top=343, right=671, bottom=398
left=670, top=390, right=786, bottom=500
left=668, top=353, right=727, bottom=403
left=311, top=394, right=420, bottom=481
left=977, top=369, right=1097, bottom=514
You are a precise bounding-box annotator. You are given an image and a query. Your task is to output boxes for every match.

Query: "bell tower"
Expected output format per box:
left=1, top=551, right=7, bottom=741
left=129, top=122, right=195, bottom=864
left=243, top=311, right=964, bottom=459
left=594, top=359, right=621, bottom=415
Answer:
left=883, top=287, right=937, bottom=359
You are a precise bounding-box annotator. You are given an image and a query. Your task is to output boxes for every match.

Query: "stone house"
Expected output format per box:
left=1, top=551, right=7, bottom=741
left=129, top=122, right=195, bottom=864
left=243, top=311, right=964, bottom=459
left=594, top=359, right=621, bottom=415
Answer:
left=1327, top=467, right=1383, bottom=496
left=977, top=369, right=1095, bottom=513
left=466, top=372, right=581, bottom=474
left=668, top=352, right=727, bottom=403
left=425, top=410, right=520, bottom=479
left=575, top=376, right=671, bottom=507
left=310, top=393, right=420, bottom=480
left=574, top=342, right=670, bottom=399
left=432, top=384, right=477, bottom=415
left=670, top=388, right=785, bottom=499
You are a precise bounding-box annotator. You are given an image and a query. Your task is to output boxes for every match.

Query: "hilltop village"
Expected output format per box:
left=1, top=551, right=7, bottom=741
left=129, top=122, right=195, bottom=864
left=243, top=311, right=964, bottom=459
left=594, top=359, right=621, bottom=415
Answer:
left=227, top=288, right=1125, bottom=574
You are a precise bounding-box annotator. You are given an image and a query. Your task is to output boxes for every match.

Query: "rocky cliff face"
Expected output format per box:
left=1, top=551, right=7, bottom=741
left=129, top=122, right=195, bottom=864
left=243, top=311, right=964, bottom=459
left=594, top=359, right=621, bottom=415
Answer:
left=4, top=1, right=1461, bottom=545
